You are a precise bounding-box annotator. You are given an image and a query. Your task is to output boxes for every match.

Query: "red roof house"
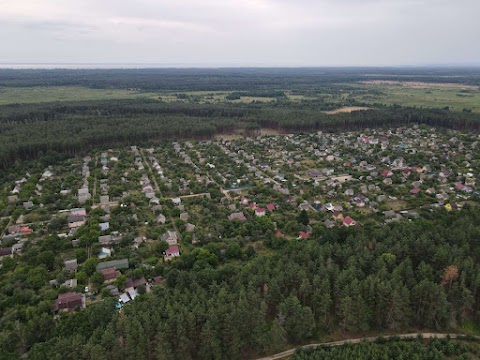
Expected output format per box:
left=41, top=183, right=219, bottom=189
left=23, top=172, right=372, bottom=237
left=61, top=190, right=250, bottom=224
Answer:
left=298, top=231, right=310, bottom=239
left=343, top=216, right=356, bottom=227
left=165, top=245, right=180, bottom=258
left=52, top=292, right=85, bottom=313
left=266, top=203, right=276, bottom=211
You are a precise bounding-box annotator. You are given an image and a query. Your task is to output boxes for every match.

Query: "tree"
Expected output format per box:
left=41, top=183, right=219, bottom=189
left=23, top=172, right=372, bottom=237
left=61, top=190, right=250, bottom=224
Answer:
left=298, top=210, right=309, bottom=226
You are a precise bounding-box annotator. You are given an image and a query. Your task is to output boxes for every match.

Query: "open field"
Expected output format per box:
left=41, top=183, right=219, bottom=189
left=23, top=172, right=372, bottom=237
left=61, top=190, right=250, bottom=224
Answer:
left=0, top=86, right=161, bottom=105
left=354, top=82, right=480, bottom=112
left=1, top=79, right=480, bottom=114
left=362, top=80, right=480, bottom=89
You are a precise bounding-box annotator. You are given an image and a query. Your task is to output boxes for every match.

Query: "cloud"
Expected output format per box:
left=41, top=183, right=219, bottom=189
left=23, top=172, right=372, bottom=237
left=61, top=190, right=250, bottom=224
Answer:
left=0, top=0, right=479, bottom=65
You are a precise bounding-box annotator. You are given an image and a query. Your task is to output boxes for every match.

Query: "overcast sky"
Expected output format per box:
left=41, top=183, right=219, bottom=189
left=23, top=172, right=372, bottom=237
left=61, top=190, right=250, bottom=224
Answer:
left=1, top=0, right=479, bottom=67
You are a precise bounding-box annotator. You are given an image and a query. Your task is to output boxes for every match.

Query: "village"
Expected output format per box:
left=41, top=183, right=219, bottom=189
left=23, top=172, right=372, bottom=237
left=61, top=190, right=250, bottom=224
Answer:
left=1, top=124, right=479, bottom=314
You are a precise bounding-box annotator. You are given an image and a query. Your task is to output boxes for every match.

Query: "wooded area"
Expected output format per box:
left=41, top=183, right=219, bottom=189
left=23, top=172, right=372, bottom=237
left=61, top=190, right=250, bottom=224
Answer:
left=1, top=98, right=480, bottom=171
left=1, top=207, right=480, bottom=359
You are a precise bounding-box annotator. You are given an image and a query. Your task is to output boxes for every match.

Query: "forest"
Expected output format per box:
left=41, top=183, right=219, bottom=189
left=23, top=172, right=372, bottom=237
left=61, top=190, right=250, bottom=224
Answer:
left=291, top=337, right=480, bottom=360
left=2, top=207, right=480, bottom=359
left=1, top=98, right=480, bottom=171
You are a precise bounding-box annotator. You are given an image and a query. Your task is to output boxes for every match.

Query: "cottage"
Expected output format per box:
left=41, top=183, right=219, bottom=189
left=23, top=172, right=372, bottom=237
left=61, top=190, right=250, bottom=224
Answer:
left=155, top=214, right=166, bottom=224
left=125, top=277, right=147, bottom=290
left=23, top=201, right=33, bottom=210
left=161, top=231, right=178, bottom=245
left=228, top=212, right=247, bottom=221
left=71, top=208, right=87, bottom=217
left=343, top=216, right=356, bottom=227
left=64, top=259, right=78, bottom=272
left=68, top=215, right=86, bottom=228
left=164, top=245, right=180, bottom=258
left=255, top=208, right=266, bottom=217
left=96, top=259, right=129, bottom=271
left=52, top=292, right=85, bottom=313
left=101, top=268, right=121, bottom=283
left=0, top=248, right=13, bottom=259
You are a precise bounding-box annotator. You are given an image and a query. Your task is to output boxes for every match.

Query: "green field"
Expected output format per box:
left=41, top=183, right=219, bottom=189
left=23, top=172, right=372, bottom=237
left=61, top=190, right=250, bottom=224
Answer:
left=0, top=86, right=161, bottom=105
left=353, top=82, right=480, bottom=112
left=1, top=82, right=480, bottom=112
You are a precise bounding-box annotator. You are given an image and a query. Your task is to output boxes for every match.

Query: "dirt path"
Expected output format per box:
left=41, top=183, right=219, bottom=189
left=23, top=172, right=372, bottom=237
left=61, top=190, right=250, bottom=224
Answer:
left=253, top=333, right=477, bottom=360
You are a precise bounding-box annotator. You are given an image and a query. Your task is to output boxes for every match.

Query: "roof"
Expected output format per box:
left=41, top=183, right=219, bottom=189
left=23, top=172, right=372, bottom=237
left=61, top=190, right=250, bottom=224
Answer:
left=96, top=258, right=129, bottom=271
left=266, top=203, right=276, bottom=211
left=68, top=215, right=85, bottom=223
left=299, top=231, right=310, bottom=239
left=125, top=277, right=147, bottom=289
left=343, top=216, right=355, bottom=225
left=0, top=248, right=13, bottom=257
left=165, top=245, right=179, bottom=256
left=101, top=268, right=119, bottom=280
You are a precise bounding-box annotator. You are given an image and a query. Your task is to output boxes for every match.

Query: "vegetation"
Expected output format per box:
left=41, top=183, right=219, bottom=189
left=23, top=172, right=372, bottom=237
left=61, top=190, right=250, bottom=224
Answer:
left=291, top=337, right=480, bottom=360
left=2, top=207, right=480, bottom=358
left=2, top=68, right=480, bottom=359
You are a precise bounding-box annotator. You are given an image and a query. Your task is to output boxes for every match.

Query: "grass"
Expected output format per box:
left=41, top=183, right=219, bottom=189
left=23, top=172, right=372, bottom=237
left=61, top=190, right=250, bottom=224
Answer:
left=1, top=82, right=479, bottom=113
left=354, top=83, right=480, bottom=112
left=461, top=320, right=480, bottom=336
left=0, top=86, right=161, bottom=105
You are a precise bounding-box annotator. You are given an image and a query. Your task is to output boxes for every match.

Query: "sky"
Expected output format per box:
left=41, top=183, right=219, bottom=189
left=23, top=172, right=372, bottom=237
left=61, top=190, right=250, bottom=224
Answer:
left=1, top=0, right=479, bottom=67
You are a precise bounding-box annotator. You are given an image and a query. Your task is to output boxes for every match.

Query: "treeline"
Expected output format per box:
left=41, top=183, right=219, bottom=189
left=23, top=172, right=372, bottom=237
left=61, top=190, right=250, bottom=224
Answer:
left=291, top=338, right=480, bottom=360
left=1, top=68, right=480, bottom=90
left=3, top=207, right=480, bottom=359
left=1, top=99, right=480, bottom=169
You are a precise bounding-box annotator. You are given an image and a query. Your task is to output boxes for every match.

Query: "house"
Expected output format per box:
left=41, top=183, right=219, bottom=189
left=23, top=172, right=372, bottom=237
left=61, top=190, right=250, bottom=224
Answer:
left=133, top=237, right=145, bottom=249
left=71, top=208, right=87, bottom=217
left=275, top=231, right=285, bottom=238
left=119, top=293, right=131, bottom=304
left=101, top=268, right=121, bottom=283
left=332, top=211, right=343, bottom=220
left=228, top=212, right=247, bottom=221
left=179, top=212, right=189, bottom=221
left=125, top=277, right=147, bottom=290
left=0, top=248, right=13, bottom=259
left=96, top=258, right=129, bottom=271
left=323, top=219, right=336, bottom=229
left=99, top=222, right=110, bottom=231
left=52, top=292, right=85, bottom=313
left=155, top=214, right=166, bottom=224
left=172, top=197, right=182, bottom=206
left=343, top=216, right=356, bottom=227
left=410, top=188, right=421, bottom=195
left=64, top=259, right=78, bottom=272
left=22, top=201, right=33, bottom=210
left=255, top=208, right=266, bottom=217
left=62, top=279, right=78, bottom=289
left=78, top=188, right=91, bottom=204
left=98, top=233, right=121, bottom=246
left=68, top=215, right=86, bottom=228
left=161, top=231, right=178, bottom=245
left=186, top=223, right=196, bottom=232
left=266, top=203, right=276, bottom=211
left=298, top=231, right=310, bottom=239
left=164, top=245, right=180, bottom=259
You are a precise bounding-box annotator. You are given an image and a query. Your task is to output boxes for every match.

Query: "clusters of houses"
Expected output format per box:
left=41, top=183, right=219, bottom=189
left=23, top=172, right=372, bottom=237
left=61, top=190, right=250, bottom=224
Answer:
left=2, top=125, right=480, bottom=317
